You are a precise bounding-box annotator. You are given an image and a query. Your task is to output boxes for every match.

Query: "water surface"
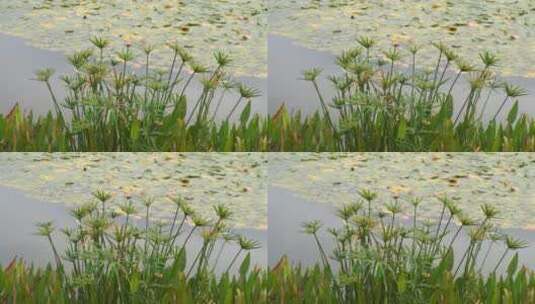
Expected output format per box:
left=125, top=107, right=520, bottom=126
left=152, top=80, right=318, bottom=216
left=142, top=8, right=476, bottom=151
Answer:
left=269, top=153, right=535, bottom=229
left=0, top=153, right=268, bottom=229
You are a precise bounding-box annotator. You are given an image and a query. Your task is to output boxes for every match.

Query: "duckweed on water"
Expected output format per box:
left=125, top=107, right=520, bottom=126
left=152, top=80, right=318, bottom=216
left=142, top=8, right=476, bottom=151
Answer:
left=270, top=0, right=535, bottom=77
left=0, top=153, right=267, bottom=229
left=0, top=0, right=267, bottom=76
left=269, top=153, right=535, bottom=229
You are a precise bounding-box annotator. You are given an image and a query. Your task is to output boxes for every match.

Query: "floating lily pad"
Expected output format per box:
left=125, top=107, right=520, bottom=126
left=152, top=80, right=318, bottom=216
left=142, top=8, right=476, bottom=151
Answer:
left=0, top=153, right=268, bottom=230
left=270, top=0, right=535, bottom=77
left=0, top=0, right=268, bottom=77
left=269, top=153, right=535, bottom=229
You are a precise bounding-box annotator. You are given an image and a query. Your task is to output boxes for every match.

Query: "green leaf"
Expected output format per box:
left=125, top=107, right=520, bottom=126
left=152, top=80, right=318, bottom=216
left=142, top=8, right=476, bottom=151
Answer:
left=397, top=117, right=407, bottom=140
left=507, top=252, right=519, bottom=277
left=433, top=249, right=454, bottom=281
left=240, top=101, right=252, bottom=125
left=239, top=252, right=251, bottom=277
left=507, top=100, right=519, bottom=125
left=130, top=119, right=141, bottom=142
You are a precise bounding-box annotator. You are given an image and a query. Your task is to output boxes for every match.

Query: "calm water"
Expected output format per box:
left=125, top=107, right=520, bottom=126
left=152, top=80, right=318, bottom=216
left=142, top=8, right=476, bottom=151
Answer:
left=269, top=187, right=535, bottom=274
left=0, top=33, right=267, bottom=119
left=0, top=186, right=267, bottom=272
left=268, top=35, right=535, bottom=122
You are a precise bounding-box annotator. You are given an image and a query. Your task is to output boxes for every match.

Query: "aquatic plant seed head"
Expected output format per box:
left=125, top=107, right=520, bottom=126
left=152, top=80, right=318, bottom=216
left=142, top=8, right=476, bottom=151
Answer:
left=90, top=36, right=110, bottom=50
left=504, top=83, right=528, bottom=98
left=238, top=236, right=261, bottom=251
left=119, top=201, right=137, bottom=216
left=214, top=204, right=232, bottom=220
left=455, top=58, right=477, bottom=73
left=408, top=43, right=421, bottom=55
left=117, top=48, right=135, bottom=63
left=481, top=203, right=499, bottom=220
left=383, top=47, right=402, bottom=63
left=505, top=235, right=528, bottom=250
left=93, top=190, right=112, bottom=203
left=385, top=200, right=402, bottom=215
left=68, top=49, right=94, bottom=70
left=142, top=43, right=156, bottom=56
left=192, top=215, right=210, bottom=227
left=214, top=50, right=232, bottom=67
left=189, top=61, right=209, bottom=74
left=238, top=84, right=261, bottom=99
left=357, top=36, right=376, bottom=50
left=302, top=68, right=322, bottom=82
left=302, top=220, right=322, bottom=235
left=36, top=221, right=55, bottom=237
left=410, top=197, right=423, bottom=208
left=479, top=51, right=499, bottom=68
left=34, top=68, right=55, bottom=82
left=358, top=189, right=377, bottom=202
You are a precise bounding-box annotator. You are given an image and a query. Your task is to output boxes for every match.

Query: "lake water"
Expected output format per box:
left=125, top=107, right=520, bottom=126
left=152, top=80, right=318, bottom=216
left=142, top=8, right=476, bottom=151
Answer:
left=269, top=153, right=535, bottom=229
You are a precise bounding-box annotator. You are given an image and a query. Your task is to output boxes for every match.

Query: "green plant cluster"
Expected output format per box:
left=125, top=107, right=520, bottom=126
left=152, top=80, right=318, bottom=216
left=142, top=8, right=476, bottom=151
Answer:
left=0, top=37, right=267, bottom=152
left=271, top=38, right=535, bottom=152
left=3, top=190, right=535, bottom=303
left=285, top=190, right=534, bottom=303
left=3, top=37, right=535, bottom=152
left=0, top=191, right=263, bottom=303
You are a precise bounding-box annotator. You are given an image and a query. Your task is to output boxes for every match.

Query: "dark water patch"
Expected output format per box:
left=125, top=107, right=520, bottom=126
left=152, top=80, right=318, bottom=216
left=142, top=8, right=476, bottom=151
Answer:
left=0, top=34, right=71, bottom=115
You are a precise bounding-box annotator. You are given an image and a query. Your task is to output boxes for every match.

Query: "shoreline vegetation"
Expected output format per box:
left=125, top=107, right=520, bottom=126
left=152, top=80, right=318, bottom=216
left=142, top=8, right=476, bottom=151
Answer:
left=271, top=37, right=535, bottom=152
left=2, top=189, right=535, bottom=303
left=1, top=37, right=535, bottom=151
left=1, top=190, right=265, bottom=303
left=0, top=37, right=267, bottom=152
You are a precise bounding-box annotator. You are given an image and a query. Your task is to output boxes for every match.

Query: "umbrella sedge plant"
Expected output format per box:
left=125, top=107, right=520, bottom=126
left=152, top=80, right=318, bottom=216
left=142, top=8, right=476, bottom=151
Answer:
left=269, top=37, right=535, bottom=152
left=0, top=37, right=266, bottom=152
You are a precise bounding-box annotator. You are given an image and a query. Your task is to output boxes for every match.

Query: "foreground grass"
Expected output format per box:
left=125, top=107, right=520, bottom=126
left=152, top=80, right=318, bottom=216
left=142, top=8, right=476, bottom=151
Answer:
left=270, top=38, right=535, bottom=152
left=2, top=190, right=535, bottom=303
left=0, top=37, right=268, bottom=152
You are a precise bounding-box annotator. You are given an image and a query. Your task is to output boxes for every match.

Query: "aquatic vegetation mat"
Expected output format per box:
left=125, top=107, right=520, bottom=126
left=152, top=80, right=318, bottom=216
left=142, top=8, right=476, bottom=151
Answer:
left=0, top=153, right=267, bottom=230
left=269, top=153, right=535, bottom=229
left=270, top=0, right=535, bottom=77
left=0, top=0, right=267, bottom=77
